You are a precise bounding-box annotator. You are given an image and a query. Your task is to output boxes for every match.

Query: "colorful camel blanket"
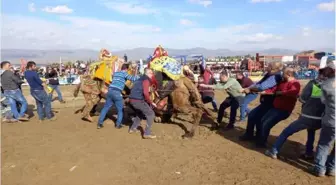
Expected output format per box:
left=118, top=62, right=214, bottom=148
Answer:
left=150, top=56, right=182, bottom=80
left=91, top=56, right=122, bottom=84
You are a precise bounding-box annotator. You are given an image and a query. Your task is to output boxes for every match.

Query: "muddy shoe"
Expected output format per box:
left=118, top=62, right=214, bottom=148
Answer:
left=310, top=167, right=325, bottom=177
left=60, top=100, right=66, bottom=104
left=47, top=116, right=57, bottom=121
left=82, top=116, right=93, bottom=122
left=3, top=118, right=20, bottom=123
left=97, top=124, right=104, bottom=129
left=265, top=150, right=277, bottom=159
left=18, top=115, right=29, bottom=121
left=128, top=129, right=140, bottom=134
left=326, top=169, right=335, bottom=177
left=143, top=134, right=157, bottom=139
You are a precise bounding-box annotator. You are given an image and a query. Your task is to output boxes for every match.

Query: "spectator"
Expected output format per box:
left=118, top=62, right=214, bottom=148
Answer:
left=0, top=61, right=28, bottom=121
left=97, top=64, right=139, bottom=129
left=128, top=68, right=157, bottom=139
left=46, top=68, right=66, bottom=103
left=311, top=61, right=335, bottom=177
left=200, top=63, right=218, bottom=111
left=24, top=61, right=56, bottom=122
left=236, top=72, right=257, bottom=122
left=1, top=95, right=18, bottom=122
left=124, top=54, right=128, bottom=63
left=197, top=76, right=218, bottom=111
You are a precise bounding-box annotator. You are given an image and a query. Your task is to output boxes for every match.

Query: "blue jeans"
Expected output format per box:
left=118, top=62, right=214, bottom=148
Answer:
left=202, top=96, right=218, bottom=111
left=306, top=129, right=317, bottom=156
left=270, top=116, right=321, bottom=155
left=3, top=89, right=28, bottom=119
left=239, top=93, right=258, bottom=121
left=257, top=108, right=290, bottom=145
left=30, top=89, right=53, bottom=120
left=130, top=101, right=155, bottom=135
left=98, top=89, right=124, bottom=126
left=244, top=103, right=273, bottom=138
left=314, top=123, right=335, bottom=173
left=48, top=84, right=63, bottom=101
left=217, top=97, right=240, bottom=126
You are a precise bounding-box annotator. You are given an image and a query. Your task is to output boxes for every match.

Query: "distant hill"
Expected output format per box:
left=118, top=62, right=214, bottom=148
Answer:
left=1, top=47, right=333, bottom=64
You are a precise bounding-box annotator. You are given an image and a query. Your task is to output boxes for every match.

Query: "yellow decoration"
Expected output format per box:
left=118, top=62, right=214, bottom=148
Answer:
left=40, top=78, right=53, bottom=94
left=150, top=56, right=182, bottom=80
left=93, top=56, right=121, bottom=84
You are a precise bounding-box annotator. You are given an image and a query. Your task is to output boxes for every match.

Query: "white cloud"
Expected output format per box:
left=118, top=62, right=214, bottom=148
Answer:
left=317, top=1, right=335, bottom=12
left=243, top=33, right=283, bottom=43
left=42, top=5, right=73, bottom=14
left=179, top=19, right=194, bottom=26
left=188, top=0, right=212, bottom=7
left=102, top=1, right=157, bottom=15
left=250, top=0, right=281, bottom=3
left=1, top=14, right=334, bottom=51
left=302, top=27, right=311, bottom=36
left=28, top=3, right=36, bottom=12
left=60, top=16, right=161, bottom=33
left=289, top=9, right=301, bottom=14
left=168, top=10, right=204, bottom=17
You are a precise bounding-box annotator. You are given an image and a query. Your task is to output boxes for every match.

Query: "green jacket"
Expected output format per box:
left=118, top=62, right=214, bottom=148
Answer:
left=215, top=78, right=245, bottom=98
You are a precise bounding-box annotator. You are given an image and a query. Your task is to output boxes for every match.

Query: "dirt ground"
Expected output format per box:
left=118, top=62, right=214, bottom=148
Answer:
left=2, top=85, right=335, bottom=185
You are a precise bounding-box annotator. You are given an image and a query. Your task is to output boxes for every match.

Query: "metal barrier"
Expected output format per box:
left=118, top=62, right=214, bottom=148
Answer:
left=22, top=75, right=80, bottom=86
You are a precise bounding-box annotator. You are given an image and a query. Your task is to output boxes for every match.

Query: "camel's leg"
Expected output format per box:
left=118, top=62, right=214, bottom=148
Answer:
left=75, top=105, right=85, bottom=114
left=82, top=93, right=100, bottom=122
left=170, top=105, right=203, bottom=138
left=182, top=107, right=203, bottom=138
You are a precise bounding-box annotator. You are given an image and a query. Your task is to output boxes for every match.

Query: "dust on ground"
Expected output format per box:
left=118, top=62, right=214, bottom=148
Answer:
left=2, top=85, right=335, bottom=185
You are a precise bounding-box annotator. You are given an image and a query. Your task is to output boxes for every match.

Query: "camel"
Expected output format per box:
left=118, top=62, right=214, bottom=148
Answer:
left=73, top=48, right=136, bottom=121
left=151, top=71, right=218, bottom=138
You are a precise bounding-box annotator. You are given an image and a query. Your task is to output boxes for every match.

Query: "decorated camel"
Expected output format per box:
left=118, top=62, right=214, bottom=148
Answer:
left=148, top=46, right=217, bottom=138
left=74, top=46, right=217, bottom=138
left=73, top=48, right=135, bottom=122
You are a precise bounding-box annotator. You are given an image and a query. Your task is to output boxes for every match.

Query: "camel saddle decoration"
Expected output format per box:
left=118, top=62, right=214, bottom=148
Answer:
left=93, top=48, right=124, bottom=85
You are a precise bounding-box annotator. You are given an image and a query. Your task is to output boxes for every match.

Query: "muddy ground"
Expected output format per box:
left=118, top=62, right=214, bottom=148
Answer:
left=2, top=85, right=335, bottom=185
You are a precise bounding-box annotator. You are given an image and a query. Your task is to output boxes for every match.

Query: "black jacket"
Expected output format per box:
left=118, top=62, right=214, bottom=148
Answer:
left=46, top=70, right=60, bottom=85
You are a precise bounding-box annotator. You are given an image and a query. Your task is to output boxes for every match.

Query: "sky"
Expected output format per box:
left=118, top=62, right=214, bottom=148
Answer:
left=1, top=0, right=335, bottom=51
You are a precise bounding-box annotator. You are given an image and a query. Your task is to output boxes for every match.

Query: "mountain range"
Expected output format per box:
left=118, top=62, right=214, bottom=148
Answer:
left=1, top=47, right=334, bottom=64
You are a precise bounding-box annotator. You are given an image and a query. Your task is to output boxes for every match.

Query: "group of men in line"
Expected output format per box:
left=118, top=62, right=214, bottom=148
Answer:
left=94, top=59, right=335, bottom=177
left=1, top=61, right=65, bottom=122
left=196, top=60, right=335, bottom=177
left=1, top=58, right=334, bottom=177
